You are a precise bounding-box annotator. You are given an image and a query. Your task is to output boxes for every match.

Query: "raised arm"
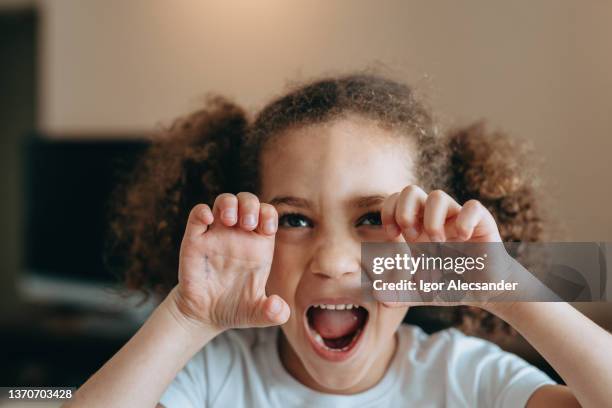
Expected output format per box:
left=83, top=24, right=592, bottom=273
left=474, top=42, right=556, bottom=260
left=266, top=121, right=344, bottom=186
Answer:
left=379, top=185, right=605, bottom=407
left=491, top=302, right=612, bottom=408
left=66, top=288, right=220, bottom=407
left=67, top=193, right=290, bottom=407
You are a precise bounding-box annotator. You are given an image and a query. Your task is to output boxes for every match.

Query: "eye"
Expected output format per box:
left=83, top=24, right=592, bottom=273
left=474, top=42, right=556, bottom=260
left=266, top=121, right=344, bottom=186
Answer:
left=278, top=213, right=313, bottom=228
left=356, top=211, right=382, bottom=227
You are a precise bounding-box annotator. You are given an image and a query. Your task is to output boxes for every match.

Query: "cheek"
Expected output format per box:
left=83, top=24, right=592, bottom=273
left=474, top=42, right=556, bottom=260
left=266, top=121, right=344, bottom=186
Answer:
left=274, top=228, right=313, bottom=245
left=266, top=241, right=304, bottom=301
left=356, top=227, right=389, bottom=242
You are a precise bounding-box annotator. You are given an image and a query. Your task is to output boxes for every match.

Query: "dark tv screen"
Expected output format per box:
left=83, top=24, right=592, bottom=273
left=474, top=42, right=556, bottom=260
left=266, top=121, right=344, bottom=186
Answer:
left=23, top=137, right=149, bottom=283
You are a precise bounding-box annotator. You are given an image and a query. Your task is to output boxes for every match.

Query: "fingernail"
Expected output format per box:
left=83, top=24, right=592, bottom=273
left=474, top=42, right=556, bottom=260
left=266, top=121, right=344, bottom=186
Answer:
left=403, top=226, right=419, bottom=241
left=243, top=214, right=256, bottom=227
left=222, top=208, right=237, bottom=221
left=269, top=298, right=281, bottom=314
left=385, top=224, right=400, bottom=237
left=264, top=218, right=277, bottom=234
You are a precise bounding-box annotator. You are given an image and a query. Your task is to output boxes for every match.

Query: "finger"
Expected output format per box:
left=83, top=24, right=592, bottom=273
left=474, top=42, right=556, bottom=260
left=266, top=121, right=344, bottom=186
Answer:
left=395, top=185, right=427, bottom=242
left=453, top=199, right=483, bottom=241
left=251, top=295, right=290, bottom=327
left=213, top=193, right=238, bottom=226
left=382, top=301, right=409, bottom=308
left=184, top=204, right=214, bottom=239
left=381, top=192, right=401, bottom=238
left=423, top=190, right=461, bottom=242
left=455, top=199, right=501, bottom=241
left=257, top=203, right=278, bottom=235
left=237, top=192, right=260, bottom=231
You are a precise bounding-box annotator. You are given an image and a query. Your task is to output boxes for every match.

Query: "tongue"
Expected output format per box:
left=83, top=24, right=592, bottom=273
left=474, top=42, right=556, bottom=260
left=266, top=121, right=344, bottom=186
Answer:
left=310, top=308, right=364, bottom=339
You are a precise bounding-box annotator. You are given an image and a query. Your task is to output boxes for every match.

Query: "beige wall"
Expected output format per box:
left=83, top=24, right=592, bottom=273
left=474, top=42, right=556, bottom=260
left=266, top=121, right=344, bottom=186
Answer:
left=39, top=0, right=612, bottom=240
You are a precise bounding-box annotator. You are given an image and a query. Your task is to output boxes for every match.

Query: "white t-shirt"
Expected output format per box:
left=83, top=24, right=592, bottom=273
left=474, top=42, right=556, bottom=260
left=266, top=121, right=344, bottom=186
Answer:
left=159, top=324, right=554, bottom=408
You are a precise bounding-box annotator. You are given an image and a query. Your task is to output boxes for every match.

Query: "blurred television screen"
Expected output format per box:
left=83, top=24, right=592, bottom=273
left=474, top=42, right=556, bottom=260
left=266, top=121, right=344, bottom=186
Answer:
left=22, top=137, right=148, bottom=285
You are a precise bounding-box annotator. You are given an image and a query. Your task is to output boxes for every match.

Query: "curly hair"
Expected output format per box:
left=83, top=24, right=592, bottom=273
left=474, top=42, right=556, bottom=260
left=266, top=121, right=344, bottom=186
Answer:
left=107, top=73, right=544, bottom=337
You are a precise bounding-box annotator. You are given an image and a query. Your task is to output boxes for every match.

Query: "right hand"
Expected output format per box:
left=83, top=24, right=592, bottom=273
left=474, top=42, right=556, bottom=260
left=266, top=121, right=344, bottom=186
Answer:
left=171, top=192, right=290, bottom=331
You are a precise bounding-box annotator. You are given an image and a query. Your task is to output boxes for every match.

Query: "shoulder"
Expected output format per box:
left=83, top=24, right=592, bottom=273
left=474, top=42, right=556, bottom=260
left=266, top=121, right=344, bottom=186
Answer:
left=159, top=328, right=276, bottom=407
left=396, top=325, right=555, bottom=408
left=402, top=324, right=542, bottom=379
left=398, top=324, right=515, bottom=362
left=201, top=326, right=276, bottom=369
left=396, top=324, right=484, bottom=360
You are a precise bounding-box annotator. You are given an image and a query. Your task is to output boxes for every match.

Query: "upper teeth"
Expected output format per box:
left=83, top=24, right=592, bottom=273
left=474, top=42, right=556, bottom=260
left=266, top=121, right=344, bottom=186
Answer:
left=313, top=304, right=358, bottom=310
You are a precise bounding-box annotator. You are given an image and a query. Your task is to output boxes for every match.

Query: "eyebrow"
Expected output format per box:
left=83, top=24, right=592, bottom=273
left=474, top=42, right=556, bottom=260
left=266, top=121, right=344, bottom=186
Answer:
left=350, top=195, right=386, bottom=209
left=268, top=196, right=312, bottom=209
left=267, top=194, right=386, bottom=209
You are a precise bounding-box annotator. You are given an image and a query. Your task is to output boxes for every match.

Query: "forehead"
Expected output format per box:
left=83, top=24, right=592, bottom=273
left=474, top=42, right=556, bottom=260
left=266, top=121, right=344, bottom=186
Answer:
left=259, top=116, right=416, bottom=203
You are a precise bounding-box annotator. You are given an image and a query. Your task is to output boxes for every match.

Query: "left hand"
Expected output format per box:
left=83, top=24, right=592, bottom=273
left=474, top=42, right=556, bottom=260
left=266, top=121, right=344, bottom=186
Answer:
left=381, top=185, right=501, bottom=244
left=379, top=185, right=509, bottom=310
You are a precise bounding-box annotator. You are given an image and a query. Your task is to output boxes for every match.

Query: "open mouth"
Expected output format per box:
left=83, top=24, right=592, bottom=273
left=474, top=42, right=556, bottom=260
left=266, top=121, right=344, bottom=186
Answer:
left=305, top=303, right=369, bottom=361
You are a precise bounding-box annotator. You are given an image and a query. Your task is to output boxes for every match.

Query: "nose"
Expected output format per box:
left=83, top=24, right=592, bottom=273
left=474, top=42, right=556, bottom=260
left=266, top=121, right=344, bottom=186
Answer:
left=310, top=235, right=361, bottom=280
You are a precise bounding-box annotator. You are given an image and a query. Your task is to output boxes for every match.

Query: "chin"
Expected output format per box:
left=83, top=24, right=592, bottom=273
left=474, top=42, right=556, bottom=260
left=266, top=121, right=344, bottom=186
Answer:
left=297, top=299, right=380, bottom=392
left=307, top=364, right=368, bottom=392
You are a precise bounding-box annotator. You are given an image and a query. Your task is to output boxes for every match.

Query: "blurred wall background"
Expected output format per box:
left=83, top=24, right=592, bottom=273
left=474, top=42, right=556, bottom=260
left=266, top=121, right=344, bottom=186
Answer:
left=0, top=0, right=611, bottom=388
left=38, top=0, right=612, bottom=241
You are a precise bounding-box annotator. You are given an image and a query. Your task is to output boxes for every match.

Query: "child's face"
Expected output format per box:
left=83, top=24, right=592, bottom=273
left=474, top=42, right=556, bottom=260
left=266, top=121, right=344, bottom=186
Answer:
left=260, top=115, right=414, bottom=393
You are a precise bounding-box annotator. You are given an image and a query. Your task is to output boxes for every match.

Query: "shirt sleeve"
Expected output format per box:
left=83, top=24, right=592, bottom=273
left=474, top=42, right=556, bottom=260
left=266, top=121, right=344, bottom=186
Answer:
left=447, top=329, right=556, bottom=408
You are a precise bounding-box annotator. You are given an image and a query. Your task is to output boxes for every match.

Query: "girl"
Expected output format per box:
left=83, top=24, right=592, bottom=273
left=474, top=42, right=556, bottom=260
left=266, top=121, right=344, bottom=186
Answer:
left=69, top=74, right=611, bottom=407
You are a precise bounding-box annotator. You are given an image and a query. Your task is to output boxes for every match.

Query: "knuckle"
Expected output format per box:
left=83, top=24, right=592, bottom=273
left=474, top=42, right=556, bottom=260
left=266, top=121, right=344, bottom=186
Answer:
left=455, top=222, right=471, bottom=236
left=402, top=184, right=423, bottom=196
left=383, top=192, right=400, bottom=206
left=382, top=193, right=399, bottom=218
left=464, top=199, right=482, bottom=210
left=259, top=203, right=277, bottom=216
left=385, top=191, right=400, bottom=204
left=428, top=189, right=447, bottom=201
left=423, top=223, right=442, bottom=236
left=394, top=210, right=414, bottom=228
